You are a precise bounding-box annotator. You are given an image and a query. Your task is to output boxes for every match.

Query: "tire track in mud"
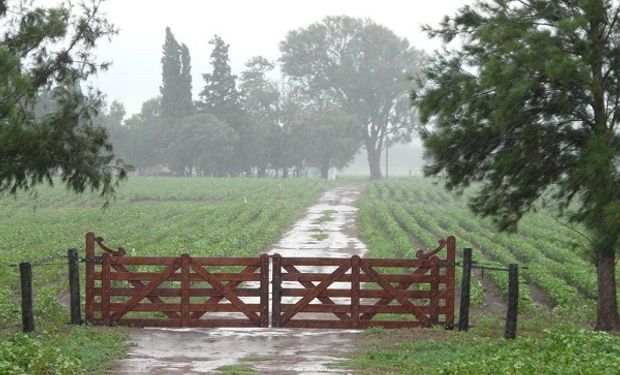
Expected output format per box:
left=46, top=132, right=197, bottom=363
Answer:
left=111, top=185, right=367, bottom=374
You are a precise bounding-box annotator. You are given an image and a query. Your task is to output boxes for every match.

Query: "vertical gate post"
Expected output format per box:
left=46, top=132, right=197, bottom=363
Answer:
left=446, top=236, right=456, bottom=326
left=180, top=254, right=191, bottom=327
left=85, top=232, right=96, bottom=322
left=505, top=264, right=519, bottom=339
left=271, top=254, right=282, bottom=328
left=101, top=252, right=111, bottom=326
left=259, top=253, right=270, bottom=327
left=351, top=255, right=360, bottom=328
left=19, top=262, right=35, bottom=333
left=68, top=248, right=82, bottom=325
left=430, top=256, right=440, bottom=324
left=458, top=248, right=472, bottom=331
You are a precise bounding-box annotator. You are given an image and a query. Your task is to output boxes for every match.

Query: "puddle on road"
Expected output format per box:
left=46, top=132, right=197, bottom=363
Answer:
left=269, top=187, right=367, bottom=259
left=113, top=186, right=366, bottom=374
left=119, top=328, right=359, bottom=374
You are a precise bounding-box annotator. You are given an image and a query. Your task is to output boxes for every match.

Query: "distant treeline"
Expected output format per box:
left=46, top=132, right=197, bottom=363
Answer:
left=101, top=16, right=426, bottom=179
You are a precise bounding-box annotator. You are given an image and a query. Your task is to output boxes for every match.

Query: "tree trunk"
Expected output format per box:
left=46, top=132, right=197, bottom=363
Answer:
left=320, top=164, right=329, bottom=179
left=367, top=148, right=382, bottom=180
left=596, top=249, right=620, bottom=331
left=172, top=165, right=184, bottom=177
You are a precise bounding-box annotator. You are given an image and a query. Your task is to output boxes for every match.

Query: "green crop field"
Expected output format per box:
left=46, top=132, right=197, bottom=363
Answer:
left=2, top=176, right=620, bottom=374
left=357, top=178, right=620, bottom=317
left=347, top=177, right=620, bottom=374
left=0, top=177, right=331, bottom=289
left=0, top=177, right=331, bottom=373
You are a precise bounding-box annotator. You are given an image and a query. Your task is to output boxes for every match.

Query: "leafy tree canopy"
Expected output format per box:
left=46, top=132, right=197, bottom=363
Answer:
left=292, top=108, right=361, bottom=178
left=103, top=98, right=161, bottom=175
left=0, top=0, right=127, bottom=199
left=280, top=16, right=426, bottom=179
left=240, top=56, right=280, bottom=124
left=416, top=0, right=620, bottom=331
left=166, top=113, right=238, bottom=176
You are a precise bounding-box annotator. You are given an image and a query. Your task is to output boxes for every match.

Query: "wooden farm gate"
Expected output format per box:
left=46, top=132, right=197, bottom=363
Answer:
left=271, top=236, right=456, bottom=328
left=84, top=233, right=269, bottom=327
left=84, top=233, right=455, bottom=329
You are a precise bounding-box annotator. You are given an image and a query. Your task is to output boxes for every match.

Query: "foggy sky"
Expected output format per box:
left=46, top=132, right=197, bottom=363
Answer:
left=91, top=0, right=471, bottom=116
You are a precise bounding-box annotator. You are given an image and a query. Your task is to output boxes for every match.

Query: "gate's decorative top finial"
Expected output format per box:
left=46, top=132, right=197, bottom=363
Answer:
left=416, top=239, right=447, bottom=259
left=94, top=236, right=126, bottom=256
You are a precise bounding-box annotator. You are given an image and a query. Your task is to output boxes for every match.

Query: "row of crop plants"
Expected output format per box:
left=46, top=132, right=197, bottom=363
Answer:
left=390, top=180, right=588, bottom=306
left=358, top=183, right=486, bottom=306
left=393, top=193, right=532, bottom=309
left=372, top=178, right=618, bottom=317
left=374, top=181, right=522, bottom=304
left=410, top=187, right=603, bottom=309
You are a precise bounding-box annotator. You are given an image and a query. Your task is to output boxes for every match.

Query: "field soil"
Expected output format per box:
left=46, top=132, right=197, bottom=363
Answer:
left=111, top=185, right=366, bottom=374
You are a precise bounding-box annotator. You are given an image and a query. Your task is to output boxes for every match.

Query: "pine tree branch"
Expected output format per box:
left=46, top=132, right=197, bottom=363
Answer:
left=548, top=212, right=594, bottom=246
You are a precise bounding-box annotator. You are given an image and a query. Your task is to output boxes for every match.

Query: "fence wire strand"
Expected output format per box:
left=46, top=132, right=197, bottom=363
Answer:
left=0, top=251, right=73, bottom=268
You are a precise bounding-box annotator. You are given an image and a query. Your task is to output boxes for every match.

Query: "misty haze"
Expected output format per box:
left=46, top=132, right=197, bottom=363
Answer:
left=97, top=14, right=427, bottom=180
left=2, top=1, right=620, bottom=374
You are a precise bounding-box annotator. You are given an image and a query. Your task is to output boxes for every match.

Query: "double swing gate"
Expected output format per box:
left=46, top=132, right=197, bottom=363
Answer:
left=85, top=233, right=456, bottom=329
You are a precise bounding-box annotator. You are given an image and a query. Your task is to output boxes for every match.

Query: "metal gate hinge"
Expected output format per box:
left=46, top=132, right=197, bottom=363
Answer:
left=85, top=256, right=103, bottom=265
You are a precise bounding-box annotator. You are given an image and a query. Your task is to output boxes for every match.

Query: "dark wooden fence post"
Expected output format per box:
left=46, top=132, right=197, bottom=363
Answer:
left=505, top=264, right=519, bottom=339
left=19, top=262, right=35, bottom=333
left=458, top=248, right=472, bottom=331
left=446, top=236, right=456, bottom=327
left=68, top=248, right=82, bottom=325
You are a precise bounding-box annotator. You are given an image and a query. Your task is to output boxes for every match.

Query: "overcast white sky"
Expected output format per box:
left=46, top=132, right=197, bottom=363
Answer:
left=90, top=0, right=471, bottom=116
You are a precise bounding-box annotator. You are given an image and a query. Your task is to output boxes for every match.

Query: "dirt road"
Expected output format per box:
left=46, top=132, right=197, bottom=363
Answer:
left=112, top=186, right=367, bottom=374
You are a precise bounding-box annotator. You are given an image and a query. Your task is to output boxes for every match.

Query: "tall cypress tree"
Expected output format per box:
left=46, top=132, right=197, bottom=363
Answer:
left=199, top=35, right=247, bottom=175
left=179, top=43, right=193, bottom=115
left=160, top=27, right=193, bottom=118
left=160, top=27, right=182, bottom=118
left=159, top=28, right=194, bottom=175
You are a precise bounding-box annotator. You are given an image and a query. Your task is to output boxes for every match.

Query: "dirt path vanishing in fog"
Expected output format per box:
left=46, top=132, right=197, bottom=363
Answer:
left=111, top=185, right=367, bottom=374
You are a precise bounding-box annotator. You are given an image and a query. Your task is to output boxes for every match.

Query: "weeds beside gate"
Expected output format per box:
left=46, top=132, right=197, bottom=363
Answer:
left=84, top=232, right=456, bottom=329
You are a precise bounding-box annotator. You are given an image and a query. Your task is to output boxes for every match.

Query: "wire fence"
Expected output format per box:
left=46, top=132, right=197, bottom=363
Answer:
left=0, top=256, right=527, bottom=274
left=2, top=247, right=525, bottom=338
left=0, top=260, right=70, bottom=268
left=0, top=252, right=84, bottom=268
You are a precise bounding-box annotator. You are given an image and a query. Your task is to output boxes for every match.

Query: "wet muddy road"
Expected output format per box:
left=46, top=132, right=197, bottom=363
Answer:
left=113, top=186, right=367, bottom=374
